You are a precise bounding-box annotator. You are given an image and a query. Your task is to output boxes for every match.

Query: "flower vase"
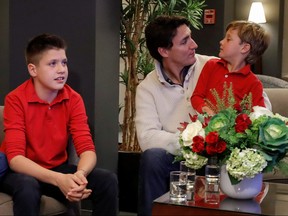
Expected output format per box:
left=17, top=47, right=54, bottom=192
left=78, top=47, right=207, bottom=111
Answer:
left=220, top=165, right=262, bottom=199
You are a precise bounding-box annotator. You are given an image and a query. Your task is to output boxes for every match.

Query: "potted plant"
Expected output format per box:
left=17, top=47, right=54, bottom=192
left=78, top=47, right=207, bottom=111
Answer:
left=119, top=0, right=206, bottom=152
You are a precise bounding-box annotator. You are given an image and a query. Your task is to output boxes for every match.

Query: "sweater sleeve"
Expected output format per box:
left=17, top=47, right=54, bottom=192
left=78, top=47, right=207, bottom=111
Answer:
left=135, top=82, right=180, bottom=155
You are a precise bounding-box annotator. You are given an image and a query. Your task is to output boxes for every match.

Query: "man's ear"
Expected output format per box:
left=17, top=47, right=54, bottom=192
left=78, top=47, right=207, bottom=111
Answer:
left=27, top=63, right=37, bottom=77
left=158, top=47, right=169, bottom=58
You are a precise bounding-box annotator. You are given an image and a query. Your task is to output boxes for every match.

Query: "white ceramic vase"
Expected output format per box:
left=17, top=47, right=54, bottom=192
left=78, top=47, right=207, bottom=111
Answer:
left=220, top=165, right=262, bottom=199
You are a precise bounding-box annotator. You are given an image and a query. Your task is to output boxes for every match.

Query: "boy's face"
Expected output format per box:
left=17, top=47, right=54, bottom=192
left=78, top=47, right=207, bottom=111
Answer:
left=219, top=28, right=249, bottom=63
left=28, top=48, right=68, bottom=95
left=161, top=24, right=198, bottom=70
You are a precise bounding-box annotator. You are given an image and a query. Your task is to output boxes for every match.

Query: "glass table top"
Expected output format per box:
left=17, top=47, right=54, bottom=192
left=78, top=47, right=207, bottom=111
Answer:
left=153, top=176, right=288, bottom=215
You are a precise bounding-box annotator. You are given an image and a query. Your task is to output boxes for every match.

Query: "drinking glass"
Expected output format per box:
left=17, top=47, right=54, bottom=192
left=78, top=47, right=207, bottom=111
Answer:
left=169, top=171, right=187, bottom=202
left=205, top=158, right=220, bottom=204
left=180, top=161, right=196, bottom=201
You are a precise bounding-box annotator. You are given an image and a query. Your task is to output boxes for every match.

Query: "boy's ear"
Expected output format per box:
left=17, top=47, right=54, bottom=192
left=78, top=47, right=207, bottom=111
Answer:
left=241, top=43, right=251, bottom=54
left=27, top=63, right=37, bottom=77
left=158, top=47, right=169, bottom=58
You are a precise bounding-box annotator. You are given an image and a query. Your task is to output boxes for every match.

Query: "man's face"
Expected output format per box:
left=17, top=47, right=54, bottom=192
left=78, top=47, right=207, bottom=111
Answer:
left=165, top=24, right=198, bottom=69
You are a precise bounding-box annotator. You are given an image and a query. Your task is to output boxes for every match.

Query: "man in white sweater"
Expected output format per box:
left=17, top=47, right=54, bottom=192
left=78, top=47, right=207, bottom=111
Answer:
left=135, top=15, right=213, bottom=216
left=135, top=15, right=270, bottom=216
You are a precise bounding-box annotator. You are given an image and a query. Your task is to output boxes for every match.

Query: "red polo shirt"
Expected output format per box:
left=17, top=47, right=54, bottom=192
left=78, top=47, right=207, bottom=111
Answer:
left=191, top=58, right=265, bottom=113
left=1, top=78, right=95, bottom=169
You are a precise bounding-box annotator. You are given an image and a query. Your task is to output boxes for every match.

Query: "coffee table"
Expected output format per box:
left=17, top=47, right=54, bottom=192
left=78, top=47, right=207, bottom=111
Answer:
left=152, top=176, right=288, bottom=215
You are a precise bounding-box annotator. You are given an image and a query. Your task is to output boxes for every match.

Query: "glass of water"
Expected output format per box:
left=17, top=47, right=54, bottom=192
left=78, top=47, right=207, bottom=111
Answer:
left=205, top=157, right=220, bottom=204
left=180, top=161, right=196, bottom=201
left=169, top=171, right=187, bottom=202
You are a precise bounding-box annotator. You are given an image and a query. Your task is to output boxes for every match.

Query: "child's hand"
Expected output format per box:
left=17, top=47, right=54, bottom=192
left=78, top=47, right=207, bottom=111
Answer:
left=202, top=106, right=215, bottom=116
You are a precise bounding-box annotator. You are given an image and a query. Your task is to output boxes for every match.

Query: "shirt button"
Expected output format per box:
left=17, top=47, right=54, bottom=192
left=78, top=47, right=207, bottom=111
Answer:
left=181, top=90, right=184, bottom=94
left=225, top=74, right=228, bottom=78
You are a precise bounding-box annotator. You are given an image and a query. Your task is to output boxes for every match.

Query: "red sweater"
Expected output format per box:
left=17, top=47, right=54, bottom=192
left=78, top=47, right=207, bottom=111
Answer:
left=191, top=58, right=265, bottom=113
left=0, top=79, right=95, bottom=169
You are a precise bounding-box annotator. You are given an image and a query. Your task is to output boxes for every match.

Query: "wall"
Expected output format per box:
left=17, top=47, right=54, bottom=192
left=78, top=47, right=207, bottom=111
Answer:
left=234, top=0, right=284, bottom=78
left=0, top=0, right=9, bottom=103
left=0, top=0, right=120, bottom=172
left=192, top=0, right=226, bottom=56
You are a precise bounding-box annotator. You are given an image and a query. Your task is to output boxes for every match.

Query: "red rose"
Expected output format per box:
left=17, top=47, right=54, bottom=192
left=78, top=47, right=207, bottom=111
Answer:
left=192, top=136, right=205, bottom=153
left=235, top=121, right=248, bottom=133
left=216, top=140, right=226, bottom=153
left=206, top=144, right=217, bottom=155
left=235, top=113, right=252, bottom=133
left=205, top=132, right=219, bottom=144
left=206, top=140, right=226, bottom=155
left=236, top=113, right=251, bottom=125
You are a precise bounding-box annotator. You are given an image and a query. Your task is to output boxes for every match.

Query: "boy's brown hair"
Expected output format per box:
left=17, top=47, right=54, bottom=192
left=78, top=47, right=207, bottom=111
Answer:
left=25, top=33, right=67, bottom=65
left=226, top=20, right=270, bottom=64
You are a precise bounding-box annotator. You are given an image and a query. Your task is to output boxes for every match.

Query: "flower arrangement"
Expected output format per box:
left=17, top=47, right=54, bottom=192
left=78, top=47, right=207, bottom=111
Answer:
left=176, top=83, right=288, bottom=184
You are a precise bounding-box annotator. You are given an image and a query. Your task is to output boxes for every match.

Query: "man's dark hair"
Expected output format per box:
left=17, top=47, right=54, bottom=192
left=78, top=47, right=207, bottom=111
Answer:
left=145, top=15, right=191, bottom=62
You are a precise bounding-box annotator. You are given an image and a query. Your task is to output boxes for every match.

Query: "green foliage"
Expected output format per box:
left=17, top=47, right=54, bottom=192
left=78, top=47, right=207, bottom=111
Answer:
left=137, top=49, right=155, bottom=79
left=205, top=82, right=236, bottom=113
left=120, top=0, right=206, bottom=79
left=119, top=70, right=128, bottom=86
left=205, top=82, right=253, bottom=114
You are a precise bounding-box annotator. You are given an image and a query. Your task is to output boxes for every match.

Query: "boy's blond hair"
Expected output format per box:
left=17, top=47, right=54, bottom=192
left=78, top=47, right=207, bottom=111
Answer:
left=226, top=20, right=270, bottom=64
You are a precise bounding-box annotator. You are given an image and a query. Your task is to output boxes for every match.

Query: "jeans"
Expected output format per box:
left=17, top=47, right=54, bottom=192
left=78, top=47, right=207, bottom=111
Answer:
left=137, top=148, right=180, bottom=216
left=0, top=163, right=118, bottom=216
left=0, top=152, right=8, bottom=181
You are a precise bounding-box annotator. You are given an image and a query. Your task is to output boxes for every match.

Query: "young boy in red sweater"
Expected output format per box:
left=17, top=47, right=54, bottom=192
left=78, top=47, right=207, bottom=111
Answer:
left=191, top=20, right=270, bottom=115
left=0, top=34, right=118, bottom=215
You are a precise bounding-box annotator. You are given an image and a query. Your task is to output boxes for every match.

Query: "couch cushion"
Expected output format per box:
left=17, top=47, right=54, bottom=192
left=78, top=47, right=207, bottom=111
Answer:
left=0, top=193, right=67, bottom=216
left=264, top=88, right=288, bottom=117
left=0, top=193, right=13, bottom=216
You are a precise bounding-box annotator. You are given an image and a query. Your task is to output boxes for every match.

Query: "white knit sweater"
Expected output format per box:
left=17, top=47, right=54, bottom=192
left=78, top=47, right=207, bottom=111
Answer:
left=135, top=54, right=214, bottom=155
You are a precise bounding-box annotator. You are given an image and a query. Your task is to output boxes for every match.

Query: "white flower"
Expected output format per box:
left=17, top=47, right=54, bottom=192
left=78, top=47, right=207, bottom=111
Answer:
left=249, top=106, right=273, bottom=121
left=226, top=148, right=267, bottom=180
left=182, top=150, right=208, bottom=170
left=181, top=120, right=205, bottom=147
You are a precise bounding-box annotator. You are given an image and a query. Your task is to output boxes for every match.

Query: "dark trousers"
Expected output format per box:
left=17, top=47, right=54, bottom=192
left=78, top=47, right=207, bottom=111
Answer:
left=0, top=163, right=118, bottom=216
left=137, top=148, right=180, bottom=216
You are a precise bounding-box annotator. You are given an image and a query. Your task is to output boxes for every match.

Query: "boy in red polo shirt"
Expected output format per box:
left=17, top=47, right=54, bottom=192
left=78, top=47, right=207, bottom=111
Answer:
left=0, top=34, right=118, bottom=215
left=191, top=20, right=270, bottom=115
